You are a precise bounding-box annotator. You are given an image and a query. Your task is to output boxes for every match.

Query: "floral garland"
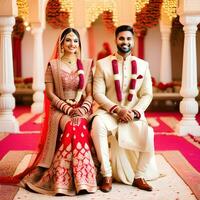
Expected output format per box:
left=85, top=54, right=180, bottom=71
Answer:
left=12, top=17, right=25, bottom=39
left=66, top=59, right=85, bottom=105
left=134, top=0, right=163, bottom=36
left=171, top=16, right=184, bottom=45
left=46, top=0, right=69, bottom=29
left=111, top=56, right=143, bottom=102
left=101, top=11, right=115, bottom=32
left=77, top=59, right=84, bottom=90
left=157, top=82, right=174, bottom=90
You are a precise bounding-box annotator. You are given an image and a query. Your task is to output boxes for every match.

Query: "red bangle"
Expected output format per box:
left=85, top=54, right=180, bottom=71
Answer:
left=132, top=110, right=141, bottom=119
left=110, top=105, right=118, bottom=113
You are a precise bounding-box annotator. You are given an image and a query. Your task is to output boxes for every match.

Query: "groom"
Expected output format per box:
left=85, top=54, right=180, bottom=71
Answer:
left=91, top=25, right=158, bottom=192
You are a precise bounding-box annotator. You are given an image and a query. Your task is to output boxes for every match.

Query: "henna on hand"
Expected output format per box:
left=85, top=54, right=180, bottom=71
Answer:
left=71, top=117, right=81, bottom=126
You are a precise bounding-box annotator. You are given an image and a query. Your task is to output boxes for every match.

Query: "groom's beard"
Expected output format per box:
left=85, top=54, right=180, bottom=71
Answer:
left=117, top=44, right=132, bottom=54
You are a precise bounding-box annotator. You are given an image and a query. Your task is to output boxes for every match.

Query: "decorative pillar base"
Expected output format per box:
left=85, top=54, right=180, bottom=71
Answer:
left=176, top=98, right=200, bottom=136
left=31, top=91, right=44, bottom=114
left=31, top=102, right=44, bottom=114
left=0, top=115, right=19, bottom=132
left=176, top=121, right=200, bottom=136
left=0, top=94, right=19, bottom=132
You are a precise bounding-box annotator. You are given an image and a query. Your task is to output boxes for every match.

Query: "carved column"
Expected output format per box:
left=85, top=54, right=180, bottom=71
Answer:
left=159, top=21, right=172, bottom=83
left=31, top=23, right=45, bottom=114
left=176, top=16, right=200, bottom=136
left=0, top=16, right=19, bottom=132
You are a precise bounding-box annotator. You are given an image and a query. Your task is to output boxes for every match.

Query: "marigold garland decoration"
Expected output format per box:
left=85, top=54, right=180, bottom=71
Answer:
left=12, top=17, right=25, bottom=39
left=17, top=0, right=29, bottom=23
left=134, top=0, right=163, bottom=36
left=101, top=11, right=115, bottom=31
left=171, top=16, right=184, bottom=45
left=46, top=0, right=69, bottom=29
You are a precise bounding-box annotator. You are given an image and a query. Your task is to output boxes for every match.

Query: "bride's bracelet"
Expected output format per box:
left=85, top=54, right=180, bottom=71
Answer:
left=52, top=97, right=72, bottom=115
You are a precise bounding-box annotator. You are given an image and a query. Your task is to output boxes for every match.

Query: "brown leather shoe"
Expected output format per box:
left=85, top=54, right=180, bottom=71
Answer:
left=100, top=177, right=112, bottom=192
left=132, top=178, right=152, bottom=191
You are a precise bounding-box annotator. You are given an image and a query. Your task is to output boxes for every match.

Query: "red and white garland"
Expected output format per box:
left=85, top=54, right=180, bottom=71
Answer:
left=111, top=56, right=143, bottom=102
left=77, top=59, right=84, bottom=90
left=66, top=59, right=85, bottom=105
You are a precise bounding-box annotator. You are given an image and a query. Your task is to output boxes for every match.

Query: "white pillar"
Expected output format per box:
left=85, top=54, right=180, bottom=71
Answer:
left=0, top=16, right=19, bottom=132
left=31, top=23, right=45, bottom=114
left=176, top=16, right=200, bottom=136
left=159, top=21, right=172, bottom=83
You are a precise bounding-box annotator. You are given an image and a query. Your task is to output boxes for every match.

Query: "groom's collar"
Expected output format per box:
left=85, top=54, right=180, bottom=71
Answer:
left=115, top=52, right=132, bottom=61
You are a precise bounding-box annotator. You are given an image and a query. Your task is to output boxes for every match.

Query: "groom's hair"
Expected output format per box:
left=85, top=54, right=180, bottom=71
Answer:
left=115, top=25, right=134, bottom=37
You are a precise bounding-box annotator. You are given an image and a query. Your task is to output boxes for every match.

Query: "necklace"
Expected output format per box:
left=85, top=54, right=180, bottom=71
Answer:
left=61, top=56, right=76, bottom=66
left=111, top=55, right=143, bottom=102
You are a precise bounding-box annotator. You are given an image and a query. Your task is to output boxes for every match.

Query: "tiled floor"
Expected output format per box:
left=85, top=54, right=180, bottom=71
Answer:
left=13, top=155, right=197, bottom=200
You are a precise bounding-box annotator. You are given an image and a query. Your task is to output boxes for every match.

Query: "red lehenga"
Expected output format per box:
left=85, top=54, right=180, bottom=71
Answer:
left=23, top=118, right=97, bottom=196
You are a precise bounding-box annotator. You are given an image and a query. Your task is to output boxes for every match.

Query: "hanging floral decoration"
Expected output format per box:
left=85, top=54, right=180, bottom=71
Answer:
left=46, top=0, right=69, bottom=29
left=133, top=0, right=163, bottom=36
left=101, top=11, right=115, bottom=31
left=171, top=16, right=184, bottom=45
left=198, top=23, right=200, bottom=30
left=12, top=17, right=25, bottom=39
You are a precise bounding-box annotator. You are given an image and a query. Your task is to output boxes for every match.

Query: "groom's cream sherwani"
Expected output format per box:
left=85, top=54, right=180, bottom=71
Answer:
left=92, top=53, right=159, bottom=184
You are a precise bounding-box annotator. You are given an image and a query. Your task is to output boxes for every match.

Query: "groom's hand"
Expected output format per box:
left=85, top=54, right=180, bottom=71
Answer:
left=116, top=108, right=134, bottom=123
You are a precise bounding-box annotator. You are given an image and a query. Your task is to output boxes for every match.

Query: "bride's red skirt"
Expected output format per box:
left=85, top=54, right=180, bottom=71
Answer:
left=23, top=118, right=97, bottom=196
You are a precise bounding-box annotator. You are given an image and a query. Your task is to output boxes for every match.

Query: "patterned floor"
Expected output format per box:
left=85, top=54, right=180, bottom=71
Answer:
left=0, top=106, right=200, bottom=200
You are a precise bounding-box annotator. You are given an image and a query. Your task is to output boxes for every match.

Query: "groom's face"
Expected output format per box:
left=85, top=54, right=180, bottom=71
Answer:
left=115, top=31, right=134, bottom=54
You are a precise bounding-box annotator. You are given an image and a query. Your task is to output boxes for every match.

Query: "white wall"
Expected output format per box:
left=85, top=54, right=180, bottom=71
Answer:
left=89, top=17, right=115, bottom=59
left=145, top=24, right=161, bottom=81
left=21, top=24, right=60, bottom=78
left=43, top=24, right=60, bottom=68
left=21, top=31, right=33, bottom=77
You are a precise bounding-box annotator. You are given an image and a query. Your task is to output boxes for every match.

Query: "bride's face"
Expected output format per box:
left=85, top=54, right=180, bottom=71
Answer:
left=62, top=32, right=79, bottom=54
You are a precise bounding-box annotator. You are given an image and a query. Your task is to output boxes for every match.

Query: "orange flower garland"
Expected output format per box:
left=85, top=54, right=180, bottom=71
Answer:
left=101, top=11, right=115, bottom=32
left=12, top=17, right=25, bottom=39
left=134, top=0, right=163, bottom=36
left=46, top=0, right=69, bottom=29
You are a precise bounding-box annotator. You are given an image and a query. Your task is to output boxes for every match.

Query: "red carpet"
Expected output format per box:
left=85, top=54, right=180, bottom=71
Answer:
left=0, top=106, right=200, bottom=200
left=0, top=134, right=40, bottom=160
left=0, top=106, right=200, bottom=172
left=155, top=134, right=200, bottom=173
left=20, top=115, right=42, bottom=131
